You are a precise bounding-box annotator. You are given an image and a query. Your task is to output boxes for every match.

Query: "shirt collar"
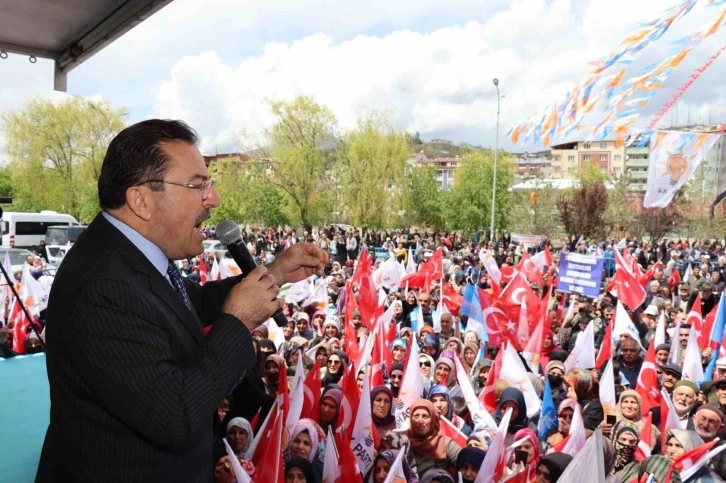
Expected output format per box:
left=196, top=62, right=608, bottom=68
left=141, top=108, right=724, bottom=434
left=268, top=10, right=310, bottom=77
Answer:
left=102, top=211, right=169, bottom=278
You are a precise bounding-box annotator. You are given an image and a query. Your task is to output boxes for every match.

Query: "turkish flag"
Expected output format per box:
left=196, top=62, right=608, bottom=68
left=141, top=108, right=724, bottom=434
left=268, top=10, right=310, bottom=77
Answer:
left=344, top=281, right=359, bottom=325
left=302, top=359, right=321, bottom=420
left=668, top=269, right=682, bottom=291
left=198, top=257, right=209, bottom=285
left=344, top=319, right=360, bottom=366
left=439, top=415, right=467, bottom=448
left=698, top=308, right=717, bottom=351
left=635, top=340, right=661, bottom=416
left=442, top=282, right=463, bottom=315
left=357, top=274, right=380, bottom=331
left=686, top=293, right=704, bottom=341
left=495, top=273, right=541, bottom=351
left=518, top=252, right=544, bottom=286
left=479, top=344, right=503, bottom=412
left=595, top=321, right=613, bottom=370
left=336, top=364, right=361, bottom=441
left=352, top=247, right=372, bottom=286
left=614, top=249, right=646, bottom=311
left=635, top=412, right=653, bottom=462
left=251, top=403, right=284, bottom=483
left=638, top=261, right=663, bottom=289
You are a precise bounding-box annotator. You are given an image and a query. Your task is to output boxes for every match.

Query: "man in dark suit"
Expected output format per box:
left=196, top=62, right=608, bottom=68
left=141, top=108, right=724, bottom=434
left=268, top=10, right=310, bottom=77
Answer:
left=35, top=120, right=326, bottom=482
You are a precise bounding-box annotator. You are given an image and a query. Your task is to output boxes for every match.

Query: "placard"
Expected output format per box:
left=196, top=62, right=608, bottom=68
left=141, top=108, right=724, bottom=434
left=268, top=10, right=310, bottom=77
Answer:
left=556, top=251, right=604, bottom=298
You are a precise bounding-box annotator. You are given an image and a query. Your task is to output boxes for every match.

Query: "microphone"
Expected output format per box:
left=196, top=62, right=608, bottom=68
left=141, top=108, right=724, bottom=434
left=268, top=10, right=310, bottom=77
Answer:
left=216, top=220, right=289, bottom=327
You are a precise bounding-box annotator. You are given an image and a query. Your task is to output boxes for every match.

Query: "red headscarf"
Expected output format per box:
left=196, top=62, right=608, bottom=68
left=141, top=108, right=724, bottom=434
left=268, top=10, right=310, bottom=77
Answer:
left=513, top=428, right=541, bottom=482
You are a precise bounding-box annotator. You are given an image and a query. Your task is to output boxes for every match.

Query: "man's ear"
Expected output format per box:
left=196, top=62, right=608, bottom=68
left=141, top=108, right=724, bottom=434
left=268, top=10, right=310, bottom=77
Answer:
left=125, top=186, right=153, bottom=221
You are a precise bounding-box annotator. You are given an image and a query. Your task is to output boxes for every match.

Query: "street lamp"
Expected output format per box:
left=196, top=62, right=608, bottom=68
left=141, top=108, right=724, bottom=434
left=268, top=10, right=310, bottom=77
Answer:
left=490, top=77, right=501, bottom=243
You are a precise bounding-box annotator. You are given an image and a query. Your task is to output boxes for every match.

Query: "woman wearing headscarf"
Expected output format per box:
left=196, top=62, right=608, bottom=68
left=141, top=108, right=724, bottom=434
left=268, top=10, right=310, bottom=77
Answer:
left=637, top=455, right=682, bottom=483
left=419, top=469, right=455, bottom=483
left=470, top=359, right=492, bottom=396
left=318, top=388, right=342, bottom=435
left=513, top=428, right=540, bottom=482
left=462, top=343, right=478, bottom=370
left=545, top=399, right=576, bottom=449
left=421, top=333, right=441, bottom=361
left=463, top=330, right=480, bottom=348
left=612, top=421, right=641, bottom=482
left=296, top=312, right=315, bottom=340
left=321, top=350, right=348, bottom=388
left=283, top=418, right=326, bottom=482
left=377, top=433, right=420, bottom=483
left=285, top=458, right=315, bottom=483
left=428, top=385, right=465, bottom=429
left=370, top=386, right=396, bottom=438
left=665, top=429, right=719, bottom=483
left=444, top=337, right=464, bottom=355
left=615, top=389, right=661, bottom=451
left=391, top=337, right=408, bottom=364
left=388, top=362, right=405, bottom=399
left=282, top=341, right=302, bottom=369
left=367, top=450, right=411, bottom=483
left=406, top=400, right=461, bottom=477
left=456, top=447, right=486, bottom=483
left=536, top=453, right=573, bottom=483
left=433, top=357, right=456, bottom=389
left=494, top=387, right=536, bottom=442
left=539, top=329, right=558, bottom=371
left=212, top=417, right=256, bottom=483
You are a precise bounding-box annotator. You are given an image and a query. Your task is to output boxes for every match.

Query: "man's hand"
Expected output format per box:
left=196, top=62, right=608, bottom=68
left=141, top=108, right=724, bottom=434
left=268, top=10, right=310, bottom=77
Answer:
left=223, top=265, right=283, bottom=332
left=268, top=242, right=328, bottom=286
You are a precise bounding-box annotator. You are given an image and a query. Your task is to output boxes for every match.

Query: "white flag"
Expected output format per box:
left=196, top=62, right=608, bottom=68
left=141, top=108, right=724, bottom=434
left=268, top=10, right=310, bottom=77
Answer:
left=557, top=429, right=605, bottom=483
left=284, top=277, right=313, bottom=304
left=474, top=408, right=512, bottom=483
left=502, top=343, right=541, bottom=417
left=564, top=321, right=595, bottom=372
left=286, top=350, right=305, bottom=430
left=302, top=279, right=327, bottom=311
left=219, top=258, right=242, bottom=279
left=405, top=249, right=417, bottom=275
left=599, top=358, right=617, bottom=416
left=669, top=320, right=682, bottom=364
left=375, top=256, right=403, bottom=291
left=395, top=333, right=423, bottom=429
left=19, top=263, right=49, bottom=317
left=612, top=301, right=644, bottom=350
left=616, top=238, right=627, bottom=250
left=683, top=324, right=704, bottom=383
left=654, top=312, right=666, bottom=348
left=210, top=257, right=220, bottom=281
left=644, top=131, right=720, bottom=208
left=322, top=429, right=341, bottom=483
left=351, top=369, right=376, bottom=475
left=560, top=402, right=586, bottom=457
left=453, top=356, right=497, bottom=430
left=684, top=263, right=693, bottom=284
left=481, top=253, right=501, bottom=285
left=223, top=439, right=252, bottom=483
left=383, top=443, right=408, bottom=483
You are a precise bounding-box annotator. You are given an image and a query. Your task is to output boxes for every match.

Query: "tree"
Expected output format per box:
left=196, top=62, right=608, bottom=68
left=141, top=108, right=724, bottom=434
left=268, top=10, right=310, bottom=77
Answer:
left=681, top=162, right=718, bottom=239
left=336, top=110, right=410, bottom=227
left=254, top=96, right=336, bottom=232
left=444, top=149, right=513, bottom=238
left=508, top=179, right=563, bottom=237
left=2, top=97, right=126, bottom=221
left=210, top=160, right=290, bottom=227
left=605, top=172, right=634, bottom=236
left=556, top=177, right=608, bottom=240
left=639, top=202, right=683, bottom=243
left=406, top=163, right=445, bottom=230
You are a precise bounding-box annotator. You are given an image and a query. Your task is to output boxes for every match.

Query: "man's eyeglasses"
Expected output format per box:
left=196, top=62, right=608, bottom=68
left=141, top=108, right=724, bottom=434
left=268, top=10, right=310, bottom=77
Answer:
left=142, top=178, right=216, bottom=199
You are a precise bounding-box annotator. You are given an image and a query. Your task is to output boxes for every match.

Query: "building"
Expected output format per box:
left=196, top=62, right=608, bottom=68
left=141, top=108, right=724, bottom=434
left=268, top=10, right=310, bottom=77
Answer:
left=550, top=140, right=625, bottom=179
left=417, top=155, right=459, bottom=190
left=202, top=152, right=250, bottom=175
left=625, top=143, right=649, bottom=192
left=511, top=150, right=552, bottom=178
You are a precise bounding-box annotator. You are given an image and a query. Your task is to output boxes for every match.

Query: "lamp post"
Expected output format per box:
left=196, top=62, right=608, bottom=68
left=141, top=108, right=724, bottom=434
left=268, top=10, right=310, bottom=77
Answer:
left=490, top=78, right=501, bottom=243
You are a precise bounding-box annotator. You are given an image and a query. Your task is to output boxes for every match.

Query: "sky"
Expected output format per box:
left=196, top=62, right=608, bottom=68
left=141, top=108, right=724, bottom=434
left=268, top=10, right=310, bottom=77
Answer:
left=2, top=0, right=726, bottom=159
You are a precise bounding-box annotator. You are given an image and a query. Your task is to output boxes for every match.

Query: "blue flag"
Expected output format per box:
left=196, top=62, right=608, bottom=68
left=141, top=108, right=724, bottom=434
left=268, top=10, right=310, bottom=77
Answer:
left=538, top=374, right=558, bottom=441
left=461, top=284, right=487, bottom=343
left=704, top=294, right=726, bottom=380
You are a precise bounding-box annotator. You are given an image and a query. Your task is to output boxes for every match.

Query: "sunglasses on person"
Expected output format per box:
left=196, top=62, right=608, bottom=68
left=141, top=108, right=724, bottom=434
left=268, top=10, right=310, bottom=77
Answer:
left=390, top=374, right=403, bottom=380
left=419, top=361, right=431, bottom=368
left=328, top=359, right=341, bottom=365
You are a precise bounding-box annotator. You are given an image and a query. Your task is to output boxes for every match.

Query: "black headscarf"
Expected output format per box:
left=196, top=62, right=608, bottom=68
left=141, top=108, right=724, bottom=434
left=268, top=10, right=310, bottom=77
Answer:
left=321, top=350, right=349, bottom=388
left=370, top=385, right=395, bottom=427
left=494, top=387, right=530, bottom=434
left=284, top=457, right=314, bottom=482
left=456, top=447, right=486, bottom=483
left=538, top=453, right=573, bottom=483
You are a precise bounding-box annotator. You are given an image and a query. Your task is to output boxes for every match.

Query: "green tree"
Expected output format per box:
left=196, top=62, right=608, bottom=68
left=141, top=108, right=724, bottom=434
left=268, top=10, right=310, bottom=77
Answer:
left=254, top=95, right=336, bottom=232
left=444, top=150, right=513, bottom=238
left=556, top=177, right=608, bottom=239
left=682, top=162, right=717, bottom=239
left=336, top=110, right=410, bottom=227
left=406, top=163, right=445, bottom=230
left=605, top=173, right=634, bottom=236
left=2, top=97, right=126, bottom=221
left=210, top=160, right=290, bottom=227
left=508, top=179, right=563, bottom=237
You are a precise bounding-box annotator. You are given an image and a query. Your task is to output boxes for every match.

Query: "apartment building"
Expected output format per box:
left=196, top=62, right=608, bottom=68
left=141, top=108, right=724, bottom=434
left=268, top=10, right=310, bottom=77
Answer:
left=550, top=140, right=625, bottom=179
left=511, top=151, right=553, bottom=178
left=417, top=155, right=459, bottom=189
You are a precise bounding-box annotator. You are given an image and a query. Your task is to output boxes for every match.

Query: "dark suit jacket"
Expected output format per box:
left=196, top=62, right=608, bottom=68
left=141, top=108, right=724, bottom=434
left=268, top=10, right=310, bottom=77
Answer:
left=36, top=213, right=256, bottom=482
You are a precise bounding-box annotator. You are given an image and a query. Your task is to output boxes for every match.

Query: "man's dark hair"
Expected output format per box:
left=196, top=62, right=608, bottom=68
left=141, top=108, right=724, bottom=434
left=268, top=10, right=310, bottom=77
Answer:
left=680, top=323, right=692, bottom=330
left=98, top=119, right=198, bottom=210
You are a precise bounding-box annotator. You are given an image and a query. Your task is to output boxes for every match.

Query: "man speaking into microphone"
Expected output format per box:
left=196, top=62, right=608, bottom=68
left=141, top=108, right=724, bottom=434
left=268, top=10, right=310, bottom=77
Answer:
left=35, top=120, right=327, bottom=483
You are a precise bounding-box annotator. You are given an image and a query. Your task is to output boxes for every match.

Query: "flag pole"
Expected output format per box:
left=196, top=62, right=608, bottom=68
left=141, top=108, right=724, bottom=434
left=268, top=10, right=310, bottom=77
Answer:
left=0, top=261, right=45, bottom=350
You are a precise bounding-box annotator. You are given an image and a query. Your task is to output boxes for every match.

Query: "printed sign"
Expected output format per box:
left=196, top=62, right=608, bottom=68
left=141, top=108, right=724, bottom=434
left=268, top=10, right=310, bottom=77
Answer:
left=556, top=251, right=604, bottom=298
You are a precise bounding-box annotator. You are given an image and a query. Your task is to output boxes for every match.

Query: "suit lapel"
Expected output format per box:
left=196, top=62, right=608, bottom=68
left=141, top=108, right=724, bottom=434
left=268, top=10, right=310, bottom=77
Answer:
left=88, top=214, right=204, bottom=343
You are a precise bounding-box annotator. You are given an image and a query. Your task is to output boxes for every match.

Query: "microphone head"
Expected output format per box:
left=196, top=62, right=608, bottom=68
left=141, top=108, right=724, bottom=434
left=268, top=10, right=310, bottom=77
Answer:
left=216, top=220, right=242, bottom=246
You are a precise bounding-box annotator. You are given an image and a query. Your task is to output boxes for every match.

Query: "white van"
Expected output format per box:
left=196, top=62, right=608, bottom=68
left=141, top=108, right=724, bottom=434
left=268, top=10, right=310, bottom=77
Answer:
left=1, top=211, right=80, bottom=248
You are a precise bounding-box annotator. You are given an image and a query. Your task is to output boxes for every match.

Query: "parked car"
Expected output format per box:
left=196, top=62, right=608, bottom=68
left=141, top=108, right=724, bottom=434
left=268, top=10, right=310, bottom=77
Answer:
left=45, top=225, right=87, bottom=246
left=1, top=211, right=80, bottom=248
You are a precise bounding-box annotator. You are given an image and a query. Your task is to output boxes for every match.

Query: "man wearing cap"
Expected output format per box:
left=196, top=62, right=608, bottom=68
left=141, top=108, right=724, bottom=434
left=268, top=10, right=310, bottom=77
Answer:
left=672, top=380, right=698, bottom=429
left=691, top=404, right=726, bottom=479
left=641, top=305, right=659, bottom=345
left=715, top=357, right=726, bottom=380
left=655, top=343, right=671, bottom=377
left=688, top=281, right=719, bottom=317
left=662, top=364, right=682, bottom=395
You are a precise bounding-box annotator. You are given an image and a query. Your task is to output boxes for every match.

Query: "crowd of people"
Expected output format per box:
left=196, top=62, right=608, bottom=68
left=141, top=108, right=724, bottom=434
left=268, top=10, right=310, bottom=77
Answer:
left=6, top=224, right=726, bottom=483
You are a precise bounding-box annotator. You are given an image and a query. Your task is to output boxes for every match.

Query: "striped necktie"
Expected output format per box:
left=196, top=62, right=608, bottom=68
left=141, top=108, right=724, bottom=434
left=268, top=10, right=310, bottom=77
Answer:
left=167, top=260, right=193, bottom=312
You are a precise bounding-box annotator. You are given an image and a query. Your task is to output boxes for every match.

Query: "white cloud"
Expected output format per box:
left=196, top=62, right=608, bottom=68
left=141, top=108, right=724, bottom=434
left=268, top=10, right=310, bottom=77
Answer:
left=2, top=0, right=726, bottom=156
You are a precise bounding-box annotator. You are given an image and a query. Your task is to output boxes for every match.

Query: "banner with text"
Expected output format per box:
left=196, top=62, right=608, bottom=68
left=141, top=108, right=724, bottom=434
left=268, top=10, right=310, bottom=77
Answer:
left=556, top=252, right=604, bottom=298
left=510, top=233, right=543, bottom=247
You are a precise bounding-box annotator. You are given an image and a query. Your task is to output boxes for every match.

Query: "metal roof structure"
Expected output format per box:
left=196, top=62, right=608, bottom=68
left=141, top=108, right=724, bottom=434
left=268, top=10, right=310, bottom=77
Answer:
left=0, top=0, right=174, bottom=91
